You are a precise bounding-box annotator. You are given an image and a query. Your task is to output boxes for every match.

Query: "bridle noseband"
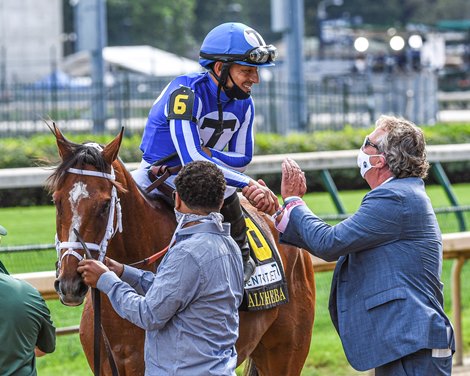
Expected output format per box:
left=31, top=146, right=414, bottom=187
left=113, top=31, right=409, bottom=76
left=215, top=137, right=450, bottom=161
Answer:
left=55, top=165, right=123, bottom=268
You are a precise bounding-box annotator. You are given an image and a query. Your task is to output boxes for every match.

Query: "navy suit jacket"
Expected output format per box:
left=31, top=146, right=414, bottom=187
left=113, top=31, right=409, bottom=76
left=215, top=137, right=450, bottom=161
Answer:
left=281, top=177, right=454, bottom=371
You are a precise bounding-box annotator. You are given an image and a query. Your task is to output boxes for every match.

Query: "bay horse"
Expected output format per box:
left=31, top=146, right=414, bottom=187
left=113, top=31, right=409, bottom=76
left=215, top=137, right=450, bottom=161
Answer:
left=47, top=123, right=315, bottom=375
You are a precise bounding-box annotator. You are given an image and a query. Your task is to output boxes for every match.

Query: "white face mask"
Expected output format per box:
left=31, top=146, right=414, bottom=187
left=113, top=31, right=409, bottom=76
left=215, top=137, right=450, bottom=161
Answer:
left=357, top=148, right=383, bottom=178
left=174, top=208, right=185, bottom=224
left=169, top=208, right=224, bottom=247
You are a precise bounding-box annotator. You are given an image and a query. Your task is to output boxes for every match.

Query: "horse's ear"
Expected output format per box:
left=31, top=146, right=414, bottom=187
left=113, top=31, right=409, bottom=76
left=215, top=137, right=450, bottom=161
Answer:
left=102, top=127, right=124, bottom=164
left=47, top=121, right=74, bottom=160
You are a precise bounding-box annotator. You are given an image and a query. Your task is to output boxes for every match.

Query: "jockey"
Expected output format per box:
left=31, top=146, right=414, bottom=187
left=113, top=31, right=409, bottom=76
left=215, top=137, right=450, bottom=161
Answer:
left=131, top=22, right=278, bottom=282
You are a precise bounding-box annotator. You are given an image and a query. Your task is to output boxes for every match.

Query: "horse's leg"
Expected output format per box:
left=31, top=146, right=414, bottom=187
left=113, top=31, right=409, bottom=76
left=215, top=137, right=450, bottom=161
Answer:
left=236, top=308, right=278, bottom=366
left=248, top=307, right=314, bottom=376
left=100, top=298, right=146, bottom=376
left=249, top=250, right=316, bottom=376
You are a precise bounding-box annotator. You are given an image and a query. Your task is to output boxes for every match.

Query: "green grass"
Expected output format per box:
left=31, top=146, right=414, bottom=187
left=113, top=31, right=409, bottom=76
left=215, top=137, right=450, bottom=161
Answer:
left=1, top=183, right=469, bottom=375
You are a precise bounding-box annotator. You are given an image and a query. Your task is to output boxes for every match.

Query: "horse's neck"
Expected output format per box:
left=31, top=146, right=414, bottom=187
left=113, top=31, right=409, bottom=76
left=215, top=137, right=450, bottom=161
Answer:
left=111, top=163, right=176, bottom=263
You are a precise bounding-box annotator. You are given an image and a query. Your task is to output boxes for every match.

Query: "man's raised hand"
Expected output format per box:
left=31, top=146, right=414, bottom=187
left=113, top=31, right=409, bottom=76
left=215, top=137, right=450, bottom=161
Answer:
left=281, top=158, right=306, bottom=199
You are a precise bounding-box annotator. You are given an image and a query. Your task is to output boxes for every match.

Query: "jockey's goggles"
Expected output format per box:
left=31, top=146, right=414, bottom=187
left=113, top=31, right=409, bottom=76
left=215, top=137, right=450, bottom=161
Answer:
left=200, top=45, right=278, bottom=65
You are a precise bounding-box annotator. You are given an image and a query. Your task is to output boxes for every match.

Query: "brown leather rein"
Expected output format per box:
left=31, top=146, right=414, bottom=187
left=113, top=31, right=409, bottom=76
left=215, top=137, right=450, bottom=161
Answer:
left=128, top=245, right=169, bottom=268
left=73, top=229, right=119, bottom=376
left=145, top=164, right=182, bottom=197
left=136, top=161, right=180, bottom=266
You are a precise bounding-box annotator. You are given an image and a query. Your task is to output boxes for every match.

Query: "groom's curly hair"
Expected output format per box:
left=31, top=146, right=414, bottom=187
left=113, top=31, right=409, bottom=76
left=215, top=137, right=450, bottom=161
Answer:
left=175, top=161, right=226, bottom=213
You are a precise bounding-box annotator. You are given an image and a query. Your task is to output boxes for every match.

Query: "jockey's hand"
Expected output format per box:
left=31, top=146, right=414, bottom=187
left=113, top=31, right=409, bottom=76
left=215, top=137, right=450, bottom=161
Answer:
left=242, top=182, right=263, bottom=206
left=104, top=257, right=124, bottom=277
left=242, top=179, right=279, bottom=215
left=77, top=259, right=109, bottom=288
left=281, top=157, right=307, bottom=199
left=256, top=179, right=281, bottom=215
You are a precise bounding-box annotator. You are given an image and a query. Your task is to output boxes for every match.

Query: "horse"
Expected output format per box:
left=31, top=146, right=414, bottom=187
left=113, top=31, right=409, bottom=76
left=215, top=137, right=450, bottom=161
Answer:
left=47, top=123, right=316, bottom=375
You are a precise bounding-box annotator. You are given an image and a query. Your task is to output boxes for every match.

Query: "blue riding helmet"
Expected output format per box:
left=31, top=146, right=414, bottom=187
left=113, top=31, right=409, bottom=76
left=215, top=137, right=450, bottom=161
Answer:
left=199, top=22, right=277, bottom=68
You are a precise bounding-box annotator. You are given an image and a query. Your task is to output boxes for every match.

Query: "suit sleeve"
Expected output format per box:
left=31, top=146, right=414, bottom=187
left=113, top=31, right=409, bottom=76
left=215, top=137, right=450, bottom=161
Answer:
left=281, top=188, right=403, bottom=261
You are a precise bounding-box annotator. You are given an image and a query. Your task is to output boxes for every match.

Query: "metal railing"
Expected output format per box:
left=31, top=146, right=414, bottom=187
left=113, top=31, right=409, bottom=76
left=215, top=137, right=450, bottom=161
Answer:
left=0, top=71, right=439, bottom=136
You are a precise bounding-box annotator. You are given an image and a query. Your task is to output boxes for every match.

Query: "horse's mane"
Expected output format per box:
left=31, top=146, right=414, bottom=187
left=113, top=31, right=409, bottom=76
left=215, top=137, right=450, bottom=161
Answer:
left=45, top=142, right=112, bottom=194
left=45, top=141, right=173, bottom=213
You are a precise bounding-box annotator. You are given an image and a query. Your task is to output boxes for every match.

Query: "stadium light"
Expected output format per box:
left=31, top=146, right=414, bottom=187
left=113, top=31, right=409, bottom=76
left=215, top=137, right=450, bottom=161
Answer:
left=408, top=34, right=423, bottom=49
left=389, top=35, right=405, bottom=51
left=354, top=37, right=369, bottom=53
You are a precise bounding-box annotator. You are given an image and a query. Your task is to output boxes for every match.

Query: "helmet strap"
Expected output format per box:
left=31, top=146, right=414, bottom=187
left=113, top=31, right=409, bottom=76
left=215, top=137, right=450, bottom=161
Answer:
left=209, top=62, right=230, bottom=87
left=209, top=62, right=250, bottom=144
left=209, top=63, right=232, bottom=138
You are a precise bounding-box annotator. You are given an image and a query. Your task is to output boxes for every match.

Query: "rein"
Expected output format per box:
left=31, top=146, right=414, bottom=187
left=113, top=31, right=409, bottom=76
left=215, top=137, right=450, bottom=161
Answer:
left=146, top=164, right=181, bottom=197
left=55, top=160, right=122, bottom=376
left=129, top=245, right=169, bottom=268
left=74, top=229, right=119, bottom=376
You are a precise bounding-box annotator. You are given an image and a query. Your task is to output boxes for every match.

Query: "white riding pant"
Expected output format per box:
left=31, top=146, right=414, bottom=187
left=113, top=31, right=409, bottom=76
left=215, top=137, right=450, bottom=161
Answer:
left=131, top=160, right=236, bottom=199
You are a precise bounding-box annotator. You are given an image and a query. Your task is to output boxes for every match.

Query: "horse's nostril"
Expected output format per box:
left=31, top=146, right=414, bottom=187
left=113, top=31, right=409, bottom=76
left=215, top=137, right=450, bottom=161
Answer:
left=78, top=281, right=89, bottom=297
left=54, top=279, right=61, bottom=294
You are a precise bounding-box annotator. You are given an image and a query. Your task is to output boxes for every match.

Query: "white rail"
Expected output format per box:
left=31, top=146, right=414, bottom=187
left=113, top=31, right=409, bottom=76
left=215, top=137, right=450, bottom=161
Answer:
left=2, top=144, right=470, bottom=189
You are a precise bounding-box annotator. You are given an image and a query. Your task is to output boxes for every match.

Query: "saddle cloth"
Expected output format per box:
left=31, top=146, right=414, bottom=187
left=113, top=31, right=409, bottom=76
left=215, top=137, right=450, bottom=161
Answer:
left=239, top=208, right=289, bottom=311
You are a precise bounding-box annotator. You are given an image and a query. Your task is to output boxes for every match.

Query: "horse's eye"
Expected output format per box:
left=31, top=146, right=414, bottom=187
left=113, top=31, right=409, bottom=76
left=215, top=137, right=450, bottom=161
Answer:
left=55, top=201, right=62, bottom=215
left=100, top=201, right=111, bottom=217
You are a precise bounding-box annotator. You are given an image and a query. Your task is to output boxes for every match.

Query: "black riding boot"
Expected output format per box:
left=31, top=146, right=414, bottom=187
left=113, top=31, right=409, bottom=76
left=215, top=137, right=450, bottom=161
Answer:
left=221, top=192, right=255, bottom=282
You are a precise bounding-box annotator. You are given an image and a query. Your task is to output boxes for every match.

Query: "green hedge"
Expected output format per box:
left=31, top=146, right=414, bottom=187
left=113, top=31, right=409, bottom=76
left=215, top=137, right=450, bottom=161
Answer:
left=0, top=132, right=145, bottom=168
left=2, top=123, right=470, bottom=168
left=254, top=123, right=470, bottom=191
left=1, top=122, right=470, bottom=206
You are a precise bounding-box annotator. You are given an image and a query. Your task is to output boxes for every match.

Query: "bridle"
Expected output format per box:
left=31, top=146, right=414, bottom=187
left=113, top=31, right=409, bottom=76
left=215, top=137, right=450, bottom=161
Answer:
left=53, top=152, right=167, bottom=376
left=55, top=165, right=123, bottom=269
left=54, top=154, right=123, bottom=376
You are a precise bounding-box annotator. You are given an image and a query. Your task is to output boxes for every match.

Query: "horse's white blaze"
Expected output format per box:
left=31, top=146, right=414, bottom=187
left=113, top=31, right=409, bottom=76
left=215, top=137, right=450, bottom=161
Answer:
left=68, top=182, right=89, bottom=240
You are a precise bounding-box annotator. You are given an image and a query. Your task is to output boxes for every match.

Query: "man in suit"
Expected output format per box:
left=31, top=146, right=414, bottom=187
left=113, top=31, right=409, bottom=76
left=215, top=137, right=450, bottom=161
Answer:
left=243, top=115, right=454, bottom=375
